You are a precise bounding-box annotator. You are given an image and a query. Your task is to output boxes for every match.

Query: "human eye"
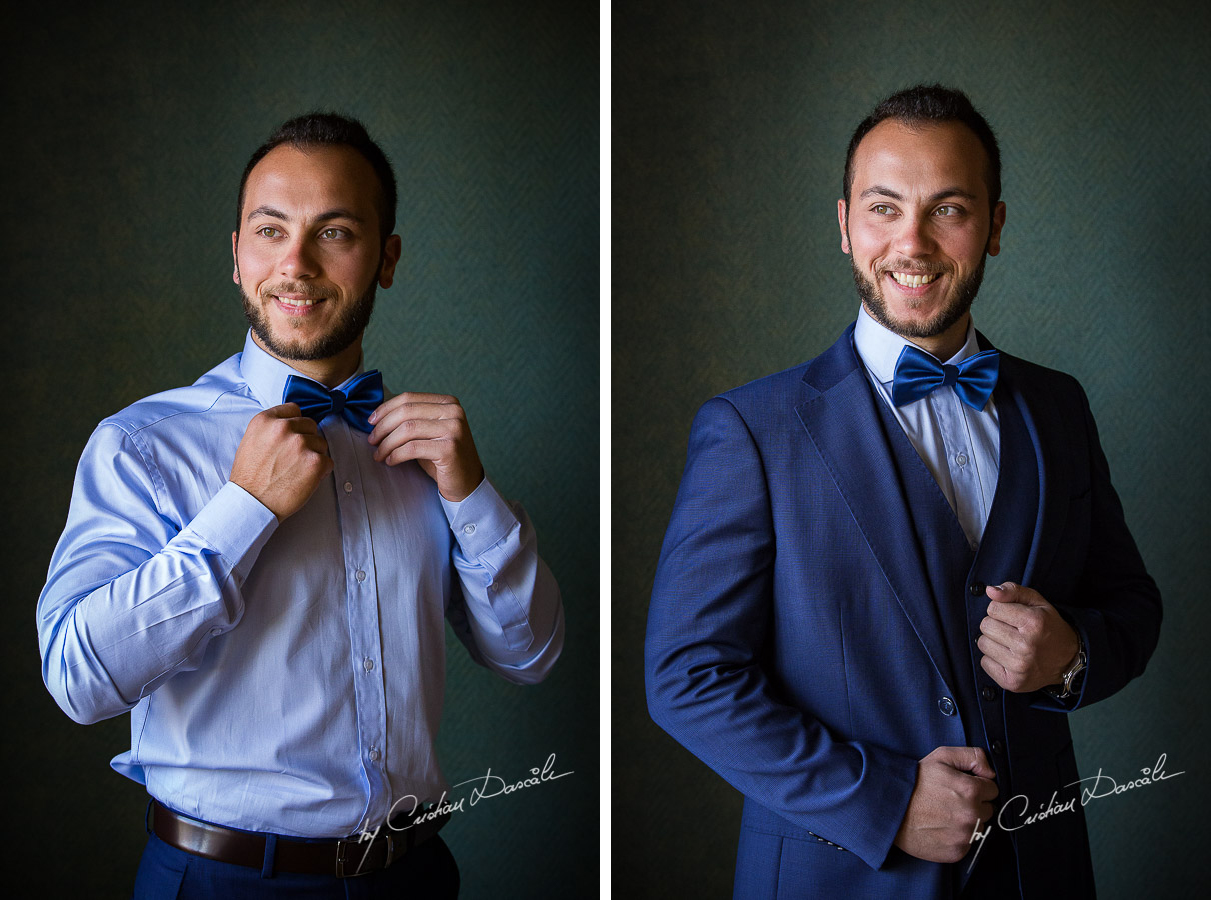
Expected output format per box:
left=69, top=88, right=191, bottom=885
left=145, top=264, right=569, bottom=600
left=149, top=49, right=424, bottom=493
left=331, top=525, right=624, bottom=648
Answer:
left=319, top=227, right=348, bottom=240
left=871, top=204, right=896, bottom=216
left=933, top=205, right=963, bottom=217
left=256, top=225, right=283, bottom=238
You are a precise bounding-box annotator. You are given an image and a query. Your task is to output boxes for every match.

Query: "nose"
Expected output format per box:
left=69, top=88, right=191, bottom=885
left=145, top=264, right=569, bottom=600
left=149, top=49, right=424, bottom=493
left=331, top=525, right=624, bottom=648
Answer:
left=278, top=236, right=318, bottom=279
left=894, top=212, right=936, bottom=258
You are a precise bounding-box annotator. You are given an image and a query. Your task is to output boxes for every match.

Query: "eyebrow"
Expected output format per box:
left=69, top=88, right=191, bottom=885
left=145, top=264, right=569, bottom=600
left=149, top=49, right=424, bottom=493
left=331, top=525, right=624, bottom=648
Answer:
left=858, top=186, right=978, bottom=204
left=245, top=206, right=366, bottom=224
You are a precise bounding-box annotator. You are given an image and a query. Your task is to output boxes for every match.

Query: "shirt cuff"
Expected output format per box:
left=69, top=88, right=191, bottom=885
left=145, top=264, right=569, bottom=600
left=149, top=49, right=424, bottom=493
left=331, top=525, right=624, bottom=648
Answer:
left=441, top=477, right=517, bottom=560
left=185, top=482, right=279, bottom=581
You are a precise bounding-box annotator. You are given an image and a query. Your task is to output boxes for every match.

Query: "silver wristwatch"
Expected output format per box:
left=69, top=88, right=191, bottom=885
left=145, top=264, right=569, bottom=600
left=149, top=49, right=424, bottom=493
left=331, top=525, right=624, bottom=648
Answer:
left=1046, top=637, right=1086, bottom=700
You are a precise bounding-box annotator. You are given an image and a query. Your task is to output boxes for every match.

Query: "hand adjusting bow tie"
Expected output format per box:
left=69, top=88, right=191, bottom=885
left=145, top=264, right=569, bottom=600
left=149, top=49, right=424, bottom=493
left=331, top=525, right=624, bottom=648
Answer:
left=282, top=370, right=384, bottom=432
left=891, top=344, right=999, bottom=412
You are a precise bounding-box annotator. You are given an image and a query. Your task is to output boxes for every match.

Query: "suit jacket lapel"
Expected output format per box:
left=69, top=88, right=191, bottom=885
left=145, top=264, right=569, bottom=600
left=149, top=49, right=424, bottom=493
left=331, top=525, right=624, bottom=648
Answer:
left=794, top=327, right=958, bottom=691
left=999, top=357, right=1070, bottom=587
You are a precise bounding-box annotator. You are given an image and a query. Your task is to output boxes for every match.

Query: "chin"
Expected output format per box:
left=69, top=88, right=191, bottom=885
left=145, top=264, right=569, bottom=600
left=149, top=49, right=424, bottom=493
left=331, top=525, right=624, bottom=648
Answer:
left=852, top=259, right=982, bottom=343
left=240, top=283, right=376, bottom=364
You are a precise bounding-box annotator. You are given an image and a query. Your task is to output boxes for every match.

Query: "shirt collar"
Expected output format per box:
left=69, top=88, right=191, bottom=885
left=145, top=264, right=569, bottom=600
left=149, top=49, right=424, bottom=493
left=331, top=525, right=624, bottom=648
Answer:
left=238, top=330, right=367, bottom=409
left=852, top=305, right=982, bottom=385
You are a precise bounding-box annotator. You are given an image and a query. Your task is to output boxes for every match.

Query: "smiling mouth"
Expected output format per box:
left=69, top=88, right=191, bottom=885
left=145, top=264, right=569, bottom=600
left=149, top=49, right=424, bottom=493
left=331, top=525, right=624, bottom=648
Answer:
left=889, top=271, right=941, bottom=288
left=274, top=295, right=323, bottom=308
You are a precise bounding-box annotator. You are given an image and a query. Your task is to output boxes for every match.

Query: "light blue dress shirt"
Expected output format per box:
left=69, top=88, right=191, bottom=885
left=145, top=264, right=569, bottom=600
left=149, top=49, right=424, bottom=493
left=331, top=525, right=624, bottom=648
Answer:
left=38, top=332, right=564, bottom=838
left=852, top=306, right=1001, bottom=549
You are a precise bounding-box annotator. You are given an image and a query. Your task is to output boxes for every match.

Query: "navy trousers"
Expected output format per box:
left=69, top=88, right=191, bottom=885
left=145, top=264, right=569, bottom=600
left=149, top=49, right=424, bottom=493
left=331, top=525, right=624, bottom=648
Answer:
left=132, top=832, right=459, bottom=899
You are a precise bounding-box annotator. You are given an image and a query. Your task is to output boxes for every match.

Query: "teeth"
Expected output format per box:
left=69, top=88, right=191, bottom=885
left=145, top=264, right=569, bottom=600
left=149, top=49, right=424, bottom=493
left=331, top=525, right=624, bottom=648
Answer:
left=890, top=272, right=940, bottom=288
left=276, top=296, right=316, bottom=307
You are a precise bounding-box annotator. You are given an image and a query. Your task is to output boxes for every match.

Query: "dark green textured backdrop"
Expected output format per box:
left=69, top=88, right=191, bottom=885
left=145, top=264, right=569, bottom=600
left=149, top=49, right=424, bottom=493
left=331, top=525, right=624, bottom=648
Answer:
left=613, top=1, right=1207, bottom=898
left=3, top=2, right=597, bottom=898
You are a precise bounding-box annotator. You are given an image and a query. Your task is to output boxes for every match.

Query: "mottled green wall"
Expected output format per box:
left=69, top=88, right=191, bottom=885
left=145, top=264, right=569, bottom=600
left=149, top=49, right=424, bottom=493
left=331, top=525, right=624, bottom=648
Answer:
left=613, top=1, right=1207, bottom=897
left=4, top=2, right=597, bottom=897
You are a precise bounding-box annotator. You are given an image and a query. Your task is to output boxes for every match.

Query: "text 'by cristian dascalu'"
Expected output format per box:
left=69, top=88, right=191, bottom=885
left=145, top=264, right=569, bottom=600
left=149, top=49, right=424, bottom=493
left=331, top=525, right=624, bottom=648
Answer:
left=355, top=752, right=572, bottom=847
left=966, top=752, right=1183, bottom=873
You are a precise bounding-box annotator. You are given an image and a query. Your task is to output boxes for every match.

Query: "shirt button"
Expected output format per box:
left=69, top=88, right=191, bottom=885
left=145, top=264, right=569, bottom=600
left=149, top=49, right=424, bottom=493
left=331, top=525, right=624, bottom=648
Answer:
left=463, top=523, right=476, bottom=535
left=363, top=657, right=374, bottom=672
left=938, top=697, right=956, bottom=717
left=956, top=453, right=968, bottom=466
left=343, top=481, right=353, bottom=494
left=355, top=569, right=367, bottom=582
left=210, top=627, right=222, bottom=636
left=981, top=686, right=999, bottom=701
left=368, top=748, right=380, bottom=762
left=969, top=582, right=986, bottom=596
left=992, top=739, right=1006, bottom=755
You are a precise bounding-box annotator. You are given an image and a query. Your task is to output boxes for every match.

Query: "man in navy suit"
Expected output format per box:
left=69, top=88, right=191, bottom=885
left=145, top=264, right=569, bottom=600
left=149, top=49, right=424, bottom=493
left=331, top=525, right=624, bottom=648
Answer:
left=645, top=85, right=1161, bottom=898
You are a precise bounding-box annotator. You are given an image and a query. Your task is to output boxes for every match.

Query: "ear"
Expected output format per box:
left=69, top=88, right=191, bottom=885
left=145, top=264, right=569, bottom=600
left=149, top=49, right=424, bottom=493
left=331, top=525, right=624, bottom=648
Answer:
left=378, top=234, right=403, bottom=289
left=231, top=231, right=241, bottom=284
left=986, top=201, right=1006, bottom=257
left=837, top=200, right=851, bottom=254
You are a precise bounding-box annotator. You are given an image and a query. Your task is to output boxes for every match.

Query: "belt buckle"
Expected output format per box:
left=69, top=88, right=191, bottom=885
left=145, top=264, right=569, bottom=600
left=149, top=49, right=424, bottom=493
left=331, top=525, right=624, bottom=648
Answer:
left=335, top=831, right=393, bottom=878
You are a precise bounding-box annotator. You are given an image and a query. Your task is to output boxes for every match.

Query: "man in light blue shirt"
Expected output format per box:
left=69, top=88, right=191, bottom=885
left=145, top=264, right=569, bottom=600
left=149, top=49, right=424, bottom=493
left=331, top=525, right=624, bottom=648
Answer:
left=38, top=113, right=563, bottom=898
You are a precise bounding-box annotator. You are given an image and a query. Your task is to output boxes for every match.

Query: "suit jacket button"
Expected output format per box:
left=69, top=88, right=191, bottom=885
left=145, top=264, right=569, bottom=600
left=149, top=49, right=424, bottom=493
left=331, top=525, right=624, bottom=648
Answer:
left=969, top=582, right=986, bottom=596
left=938, top=697, right=956, bottom=716
left=992, top=739, right=1006, bottom=755
left=981, top=686, right=999, bottom=701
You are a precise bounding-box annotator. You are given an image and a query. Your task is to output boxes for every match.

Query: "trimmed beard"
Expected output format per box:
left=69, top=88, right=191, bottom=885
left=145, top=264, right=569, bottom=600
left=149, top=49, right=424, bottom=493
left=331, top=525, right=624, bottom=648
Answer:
left=239, top=272, right=378, bottom=363
left=849, top=252, right=988, bottom=341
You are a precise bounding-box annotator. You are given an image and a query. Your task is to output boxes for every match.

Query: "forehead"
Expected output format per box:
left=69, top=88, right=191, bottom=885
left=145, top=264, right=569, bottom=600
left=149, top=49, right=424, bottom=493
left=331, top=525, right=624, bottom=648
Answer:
left=850, top=119, right=990, bottom=201
left=242, top=144, right=382, bottom=224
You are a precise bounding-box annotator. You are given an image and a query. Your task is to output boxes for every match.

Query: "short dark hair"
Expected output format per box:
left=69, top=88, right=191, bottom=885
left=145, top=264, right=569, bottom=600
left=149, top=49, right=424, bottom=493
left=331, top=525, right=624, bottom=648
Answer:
left=235, top=112, right=398, bottom=243
left=842, top=84, right=1001, bottom=213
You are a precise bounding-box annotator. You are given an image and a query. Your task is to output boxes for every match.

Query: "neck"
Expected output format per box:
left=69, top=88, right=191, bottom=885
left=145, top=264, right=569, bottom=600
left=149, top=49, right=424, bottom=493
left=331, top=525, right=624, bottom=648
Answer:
left=904, top=314, right=971, bottom=362
left=252, top=332, right=364, bottom=387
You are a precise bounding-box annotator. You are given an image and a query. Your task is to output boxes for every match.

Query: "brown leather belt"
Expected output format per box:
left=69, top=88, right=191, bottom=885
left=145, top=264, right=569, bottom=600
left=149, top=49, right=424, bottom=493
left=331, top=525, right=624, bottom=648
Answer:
left=150, top=800, right=449, bottom=878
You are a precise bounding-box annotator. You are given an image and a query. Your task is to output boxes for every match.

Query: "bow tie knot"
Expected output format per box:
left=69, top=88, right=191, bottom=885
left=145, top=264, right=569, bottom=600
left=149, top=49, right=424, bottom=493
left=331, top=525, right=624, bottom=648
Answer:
left=891, top=345, right=999, bottom=411
left=282, top=370, right=384, bottom=432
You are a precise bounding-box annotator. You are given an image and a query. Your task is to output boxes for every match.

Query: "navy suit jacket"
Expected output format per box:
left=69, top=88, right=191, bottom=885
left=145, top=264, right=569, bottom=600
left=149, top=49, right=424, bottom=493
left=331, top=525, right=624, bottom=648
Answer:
left=645, top=325, right=1162, bottom=899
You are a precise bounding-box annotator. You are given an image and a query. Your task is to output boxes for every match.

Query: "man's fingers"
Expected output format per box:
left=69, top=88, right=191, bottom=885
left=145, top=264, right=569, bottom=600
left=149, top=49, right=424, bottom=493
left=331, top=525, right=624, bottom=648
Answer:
left=257, top=403, right=320, bottom=434
left=302, top=433, right=330, bottom=456
left=983, top=597, right=1035, bottom=628
left=931, top=745, right=995, bottom=779
left=231, top=407, right=332, bottom=521
left=379, top=438, right=451, bottom=467
left=377, top=390, right=459, bottom=406
left=986, top=582, right=1045, bottom=607
left=263, top=402, right=304, bottom=418
left=370, top=413, right=461, bottom=462
left=978, top=615, right=1022, bottom=648
left=368, top=404, right=466, bottom=446
left=369, top=412, right=458, bottom=445
left=977, top=634, right=1023, bottom=671
left=963, top=748, right=996, bottom=780
left=368, top=392, right=459, bottom=426
left=975, top=777, right=999, bottom=803
left=980, top=654, right=1015, bottom=690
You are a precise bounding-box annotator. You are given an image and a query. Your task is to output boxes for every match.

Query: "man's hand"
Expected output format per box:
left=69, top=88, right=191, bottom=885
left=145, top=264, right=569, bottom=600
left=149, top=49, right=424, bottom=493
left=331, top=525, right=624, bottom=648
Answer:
left=230, top=404, right=333, bottom=521
left=894, top=746, right=998, bottom=863
left=978, top=582, right=1081, bottom=693
left=367, top=392, right=485, bottom=501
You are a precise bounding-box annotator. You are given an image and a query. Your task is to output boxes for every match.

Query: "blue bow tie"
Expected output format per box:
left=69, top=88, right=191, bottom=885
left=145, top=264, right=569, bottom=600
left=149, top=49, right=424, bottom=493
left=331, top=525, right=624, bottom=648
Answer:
left=891, top=345, right=999, bottom=411
left=282, top=370, right=384, bottom=432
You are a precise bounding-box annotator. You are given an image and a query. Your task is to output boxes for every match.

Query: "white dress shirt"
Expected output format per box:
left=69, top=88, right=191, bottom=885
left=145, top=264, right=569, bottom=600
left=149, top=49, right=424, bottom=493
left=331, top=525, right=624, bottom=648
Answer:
left=38, top=331, right=564, bottom=838
left=852, top=306, right=1001, bottom=549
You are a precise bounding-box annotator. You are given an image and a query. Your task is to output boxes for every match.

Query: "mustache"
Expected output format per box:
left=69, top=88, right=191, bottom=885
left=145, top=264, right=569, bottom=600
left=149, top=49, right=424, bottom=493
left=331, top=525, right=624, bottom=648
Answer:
left=879, top=260, right=948, bottom=276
